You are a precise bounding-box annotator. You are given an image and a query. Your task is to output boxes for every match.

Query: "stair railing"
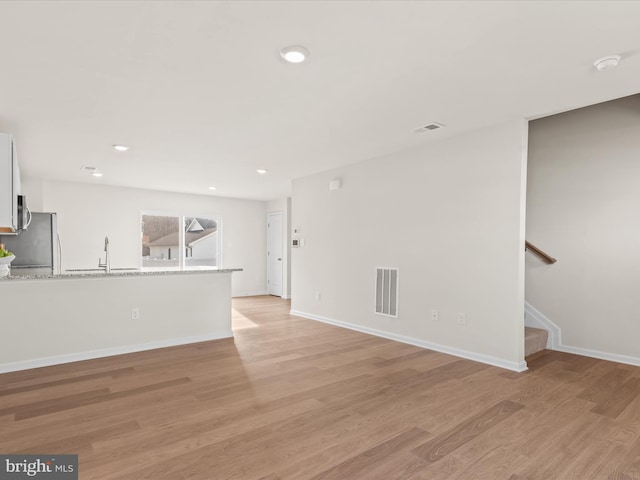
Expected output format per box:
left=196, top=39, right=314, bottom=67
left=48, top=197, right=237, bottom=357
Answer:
left=525, top=241, right=557, bottom=264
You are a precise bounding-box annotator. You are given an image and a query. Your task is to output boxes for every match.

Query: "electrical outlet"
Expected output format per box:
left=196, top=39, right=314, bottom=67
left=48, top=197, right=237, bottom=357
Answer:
left=131, top=308, right=140, bottom=320
left=457, top=312, right=467, bottom=325
left=431, top=309, right=439, bottom=321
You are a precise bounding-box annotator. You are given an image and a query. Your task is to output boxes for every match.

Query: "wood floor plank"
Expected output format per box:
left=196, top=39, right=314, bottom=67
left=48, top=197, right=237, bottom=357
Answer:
left=577, top=366, right=632, bottom=405
left=591, top=377, right=640, bottom=419
left=1, top=295, right=639, bottom=479
left=411, top=400, right=524, bottom=464
left=85, top=398, right=326, bottom=477
left=309, top=427, right=431, bottom=480
left=9, top=420, right=141, bottom=456
left=12, top=378, right=191, bottom=420
left=274, top=415, right=423, bottom=480
left=0, top=388, right=111, bottom=420
left=562, top=439, right=628, bottom=480
left=605, top=436, right=640, bottom=479
left=0, top=367, right=135, bottom=397
left=607, top=395, right=640, bottom=447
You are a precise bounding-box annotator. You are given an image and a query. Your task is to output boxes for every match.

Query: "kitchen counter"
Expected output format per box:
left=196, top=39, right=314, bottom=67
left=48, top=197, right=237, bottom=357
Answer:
left=1, top=267, right=241, bottom=373
left=2, top=266, right=242, bottom=281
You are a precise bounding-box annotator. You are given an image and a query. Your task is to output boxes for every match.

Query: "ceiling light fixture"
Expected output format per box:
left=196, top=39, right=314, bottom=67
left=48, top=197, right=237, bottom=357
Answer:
left=594, top=55, right=621, bottom=71
left=256, top=169, right=268, bottom=174
left=280, top=45, right=309, bottom=64
left=91, top=171, right=104, bottom=177
left=208, top=186, right=217, bottom=191
left=113, top=144, right=130, bottom=152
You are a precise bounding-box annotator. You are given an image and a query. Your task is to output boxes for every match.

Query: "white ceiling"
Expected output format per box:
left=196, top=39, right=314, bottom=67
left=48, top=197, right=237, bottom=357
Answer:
left=1, top=1, right=639, bottom=201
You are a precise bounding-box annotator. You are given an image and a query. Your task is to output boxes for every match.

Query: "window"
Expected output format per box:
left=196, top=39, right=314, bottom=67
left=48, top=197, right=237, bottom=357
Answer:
left=141, top=213, right=221, bottom=268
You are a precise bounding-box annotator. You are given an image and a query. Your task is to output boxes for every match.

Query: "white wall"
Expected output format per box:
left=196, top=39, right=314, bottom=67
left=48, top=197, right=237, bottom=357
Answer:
left=267, top=197, right=292, bottom=299
left=21, top=176, right=44, bottom=211
left=527, top=94, right=640, bottom=362
left=291, top=120, right=528, bottom=370
left=21, top=179, right=267, bottom=296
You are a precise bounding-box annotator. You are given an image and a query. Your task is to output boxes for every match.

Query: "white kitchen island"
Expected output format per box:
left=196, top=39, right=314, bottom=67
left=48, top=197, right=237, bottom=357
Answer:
left=0, top=268, right=241, bottom=373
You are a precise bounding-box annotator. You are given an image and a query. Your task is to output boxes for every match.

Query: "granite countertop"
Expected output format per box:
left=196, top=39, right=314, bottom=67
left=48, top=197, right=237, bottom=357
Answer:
left=1, top=266, right=242, bottom=281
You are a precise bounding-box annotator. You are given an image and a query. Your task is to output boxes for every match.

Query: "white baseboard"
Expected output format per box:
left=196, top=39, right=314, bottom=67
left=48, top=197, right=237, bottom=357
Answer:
left=233, top=291, right=269, bottom=298
left=289, top=310, right=527, bottom=373
left=554, top=344, right=640, bottom=367
left=0, top=331, right=234, bottom=374
left=525, top=301, right=561, bottom=349
left=232, top=292, right=290, bottom=299
left=524, top=302, right=640, bottom=367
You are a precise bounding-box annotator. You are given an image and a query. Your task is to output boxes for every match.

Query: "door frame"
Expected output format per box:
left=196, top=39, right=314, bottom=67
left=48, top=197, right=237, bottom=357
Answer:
left=267, top=211, right=284, bottom=297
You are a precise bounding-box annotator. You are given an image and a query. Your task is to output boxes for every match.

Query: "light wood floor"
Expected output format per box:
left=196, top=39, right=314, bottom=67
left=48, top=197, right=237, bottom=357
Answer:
left=2, top=296, right=640, bottom=479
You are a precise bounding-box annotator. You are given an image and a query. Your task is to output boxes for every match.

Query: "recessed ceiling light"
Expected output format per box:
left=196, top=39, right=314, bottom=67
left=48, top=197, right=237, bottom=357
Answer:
left=208, top=186, right=217, bottom=191
left=280, top=45, right=309, bottom=64
left=256, top=169, right=268, bottom=174
left=594, top=55, right=621, bottom=71
left=113, top=144, right=130, bottom=152
left=91, top=172, right=104, bottom=177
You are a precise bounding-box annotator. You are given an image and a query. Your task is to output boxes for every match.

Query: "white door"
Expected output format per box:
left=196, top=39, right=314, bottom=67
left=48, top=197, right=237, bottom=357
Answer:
left=267, top=212, right=283, bottom=297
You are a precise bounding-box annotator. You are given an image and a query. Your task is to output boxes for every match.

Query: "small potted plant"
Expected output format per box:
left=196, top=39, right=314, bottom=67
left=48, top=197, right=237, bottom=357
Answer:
left=0, top=243, right=15, bottom=277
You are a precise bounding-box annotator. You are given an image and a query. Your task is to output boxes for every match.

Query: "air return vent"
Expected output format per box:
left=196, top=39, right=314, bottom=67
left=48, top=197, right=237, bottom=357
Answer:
left=413, top=122, right=445, bottom=134
left=375, top=267, right=399, bottom=317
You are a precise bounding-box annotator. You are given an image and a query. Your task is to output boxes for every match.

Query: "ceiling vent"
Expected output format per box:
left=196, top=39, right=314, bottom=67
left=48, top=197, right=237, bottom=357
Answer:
left=413, top=122, right=445, bottom=134
left=81, top=166, right=98, bottom=173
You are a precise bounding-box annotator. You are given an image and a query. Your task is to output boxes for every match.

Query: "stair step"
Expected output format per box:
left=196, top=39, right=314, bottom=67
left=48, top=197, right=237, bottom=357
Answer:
left=525, top=327, right=549, bottom=357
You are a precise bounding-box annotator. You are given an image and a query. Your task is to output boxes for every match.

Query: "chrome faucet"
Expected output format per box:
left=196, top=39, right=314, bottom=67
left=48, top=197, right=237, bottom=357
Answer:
left=98, top=236, right=111, bottom=273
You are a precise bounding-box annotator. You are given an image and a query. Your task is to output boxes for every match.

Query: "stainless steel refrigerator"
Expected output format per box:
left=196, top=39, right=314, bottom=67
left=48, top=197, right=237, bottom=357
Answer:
left=0, top=212, right=60, bottom=274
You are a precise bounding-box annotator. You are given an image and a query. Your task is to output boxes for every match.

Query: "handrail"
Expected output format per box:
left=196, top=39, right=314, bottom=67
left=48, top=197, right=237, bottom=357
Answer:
left=525, top=241, right=557, bottom=264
